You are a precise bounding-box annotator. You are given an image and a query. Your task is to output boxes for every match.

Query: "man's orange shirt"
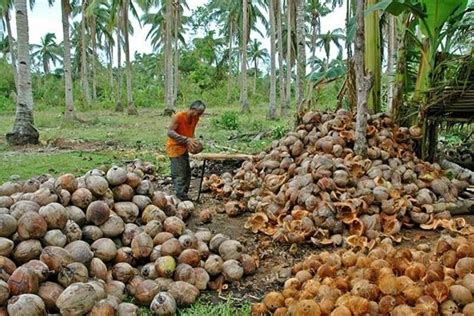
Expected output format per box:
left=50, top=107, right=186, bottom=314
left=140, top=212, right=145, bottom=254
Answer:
left=166, top=111, right=200, bottom=157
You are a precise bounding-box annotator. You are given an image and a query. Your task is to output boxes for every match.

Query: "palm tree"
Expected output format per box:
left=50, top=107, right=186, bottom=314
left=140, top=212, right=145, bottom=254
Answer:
left=31, top=33, right=62, bottom=74
left=240, top=0, right=249, bottom=112
left=247, top=39, right=268, bottom=94
left=276, top=0, right=285, bottom=115
left=284, top=0, right=295, bottom=114
left=268, top=0, right=277, bottom=119
left=0, top=0, right=17, bottom=88
left=61, top=0, right=76, bottom=120
left=6, top=0, right=39, bottom=145
left=79, top=0, right=92, bottom=106
left=365, top=0, right=381, bottom=113
left=316, top=28, right=345, bottom=66
left=208, top=0, right=267, bottom=108
left=307, top=1, right=331, bottom=72
left=295, top=0, right=305, bottom=105
left=164, top=0, right=173, bottom=114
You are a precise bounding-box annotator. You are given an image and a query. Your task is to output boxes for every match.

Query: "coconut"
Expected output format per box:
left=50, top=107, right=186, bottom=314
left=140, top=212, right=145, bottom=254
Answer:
left=114, top=202, right=139, bottom=223
left=100, top=215, right=125, bottom=238
left=114, top=247, right=136, bottom=265
left=132, top=195, right=152, bottom=211
left=449, top=285, right=472, bottom=306
left=197, top=240, right=210, bottom=259
left=56, top=282, right=98, bottom=315
left=91, top=238, right=117, bottom=262
left=142, top=262, right=159, bottom=279
left=144, top=220, right=163, bottom=238
left=155, top=256, right=177, bottom=278
left=160, top=238, right=183, bottom=257
left=7, top=294, right=46, bottom=316
left=85, top=175, right=109, bottom=196
left=163, top=216, right=185, bottom=237
left=71, top=188, right=93, bottom=209
left=167, top=281, right=200, bottom=306
left=86, top=201, right=111, bottom=226
left=174, top=263, right=196, bottom=284
left=58, top=262, right=89, bottom=287
left=55, top=174, right=78, bottom=193
left=240, top=254, right=257, bottom=275
left=17, top=212, right=47, bottom=240
left=112, top=184, right=134, bottom=202
left=222, top=259, right=244, bottom=282
left=65, top=240, right=94, bottom=264
left=82, top=225, right=104, bottom=242
left=90, top=258, right=108, bottom=281
left=204, top=255, right=224, bottom=276
left=10, top=200, right=40, bottom=220
left=153, top=232, right=175, bottom=245
left=64, top=220, right=82, bottom=242
left=66, top=205, right=86, bottom=226
left=40, top=246, right=74, bottom=273
left=134, top=279, right=159, bottom=306
left=13, top=239, right=42, bottom=264
left=38, top=202, right=68, bottom=229
left=105, top=280, right=127, bottom=301
left=131, top=232, right=154, bottom=259
left=0, top=280, right=9, bottom=306
left=176, top=201, right=194, bottom=221
left=106, top=166, right=128, bottom=186
left=150, top=292, right=177, bottom=315
left=89, top=298, right=116, bottom=316
left=0, top=214, right=17, bottom=237
left=117, top=303, right=139, bottom=316
left=209, top=234, right=230, bottom=252
left=43, top=229, right=67, bottom=247
left=7, top=266, right=39, bottom=296
left=23, top=260, right=49, bottom=282
left=178, top=249, right=201, bottom=267
left=219, top=240, right=245, bottom=261
left=0, top=238, right=14, bottom=257
left=122, top=223, right=142, bottom=246
left=193, top=267, right=210, bottom=290
left=38, top=281, right=64, bottom=312
left=112, top=262, right=137, bottom=283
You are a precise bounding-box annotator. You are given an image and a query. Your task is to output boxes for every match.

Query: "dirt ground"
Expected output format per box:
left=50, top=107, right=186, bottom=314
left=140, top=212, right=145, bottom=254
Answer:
left=156, top=161, right=474, bottom=306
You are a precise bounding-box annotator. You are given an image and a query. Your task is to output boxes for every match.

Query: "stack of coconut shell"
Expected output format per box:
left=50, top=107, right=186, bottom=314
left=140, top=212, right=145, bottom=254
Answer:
left=0, top=166, right=256, bottom=315
left=252, top=232, right=474, bottom=315
left=203, top=110, right=472, bottom=244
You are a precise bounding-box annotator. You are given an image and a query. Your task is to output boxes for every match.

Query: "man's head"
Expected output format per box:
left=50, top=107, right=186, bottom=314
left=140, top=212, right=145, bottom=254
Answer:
left=189, top=100, right=206, bottom=117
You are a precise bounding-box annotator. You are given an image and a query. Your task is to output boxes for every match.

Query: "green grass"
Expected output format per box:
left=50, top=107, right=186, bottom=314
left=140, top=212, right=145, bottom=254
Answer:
left=136, top=295, right=251, bottom=316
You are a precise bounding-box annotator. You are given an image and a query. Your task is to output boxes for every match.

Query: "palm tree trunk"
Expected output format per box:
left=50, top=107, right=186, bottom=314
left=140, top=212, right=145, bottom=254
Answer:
left=61, top=0, right=75, bottom=121
left=6, top=0, right=39, bottom=145
left=227, top=22, right=233, bottom=103
left=80, top=1, right=91, bottom=107
left=276, top=0, right=285, bottom=115
left=391, top=14, right=407, bottom=121
left=4, top=10, right=18, bottom=90
left=240, top=0, right=249, bottom=112
left=365, top=0, right=381, bottom=113
left=268, top=0, right=277, bottom=119
left=295, top=0, right=305, bottom=106
left=173, top=2, right=179, bottom=107
left=354, top=0, right=373, bottom=158
left=115, top=27, right=124, bottom=112
left=284, top=0, right=292, bottom=114
left=253, top=59, right=257, bottom=95
left=107, top=40, right=114, bottom=100
left=90, top=15, right=97, bottom=101
left=386, top=14, right=396, bottom=114
left=226, top=25, right=234, bottom=102
left=43, top=56, right=49, bottom=74
left=164, top=0, right=174, bottom=115
left=122, top=4, right=137, bottom=115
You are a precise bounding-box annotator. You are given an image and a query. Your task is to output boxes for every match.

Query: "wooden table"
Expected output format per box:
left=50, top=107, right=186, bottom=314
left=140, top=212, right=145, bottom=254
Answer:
left=191, top=153, right=254, bottom=202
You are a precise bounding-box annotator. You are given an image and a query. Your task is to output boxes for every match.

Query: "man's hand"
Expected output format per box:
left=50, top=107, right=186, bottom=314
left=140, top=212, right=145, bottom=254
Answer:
left=187, top=138, right=203, bottom=154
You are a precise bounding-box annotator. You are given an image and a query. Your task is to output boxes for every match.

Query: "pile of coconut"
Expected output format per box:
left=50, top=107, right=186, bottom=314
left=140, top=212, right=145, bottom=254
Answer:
left=251, top=231, right=474, bottom=315
left=0, top=164, right=256, bottom=315
left=203, top=110, right=473, bottom=244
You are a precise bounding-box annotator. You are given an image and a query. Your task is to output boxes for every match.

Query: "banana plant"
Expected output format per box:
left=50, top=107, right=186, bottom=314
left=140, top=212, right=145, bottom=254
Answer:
left=368, top=0, right=469, bottom=104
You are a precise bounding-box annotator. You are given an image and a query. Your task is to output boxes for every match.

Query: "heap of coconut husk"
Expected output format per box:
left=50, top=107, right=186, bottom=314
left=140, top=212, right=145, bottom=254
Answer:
left=251, top=231, right=474, bottom=315
left=203, top=110, right=472, bottom=244
left=0, top=164, right=256, bottom=315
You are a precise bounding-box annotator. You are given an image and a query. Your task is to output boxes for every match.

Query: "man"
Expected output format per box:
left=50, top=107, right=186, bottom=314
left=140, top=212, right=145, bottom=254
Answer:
left=166, top=100, right=205, bottom=201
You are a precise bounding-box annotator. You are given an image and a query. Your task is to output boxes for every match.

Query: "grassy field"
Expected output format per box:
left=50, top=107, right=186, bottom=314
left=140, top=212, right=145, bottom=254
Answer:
left=0, top=105, right=293, bottom=182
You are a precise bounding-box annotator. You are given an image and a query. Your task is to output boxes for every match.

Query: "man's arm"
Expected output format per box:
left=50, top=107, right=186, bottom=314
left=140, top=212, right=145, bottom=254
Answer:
left=167, top=116, right=189, bottom=145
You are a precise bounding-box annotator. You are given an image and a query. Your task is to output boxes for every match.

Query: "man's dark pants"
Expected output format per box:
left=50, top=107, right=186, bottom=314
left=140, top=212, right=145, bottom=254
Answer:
left=170, top=153, right=191, bottom=200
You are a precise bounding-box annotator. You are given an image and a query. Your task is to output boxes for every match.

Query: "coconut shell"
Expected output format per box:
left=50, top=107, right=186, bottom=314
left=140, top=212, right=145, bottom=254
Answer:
left=38, top=281, right=64, bottom=312
left=13, top=240, right=42, bottom=264
left=7, top=294, right=46, bottom=316
left=56, top=282, right=98, bottom=315
left=167, top=281, right=200, bottom=307
left=86, top=201, right=111, bottom=226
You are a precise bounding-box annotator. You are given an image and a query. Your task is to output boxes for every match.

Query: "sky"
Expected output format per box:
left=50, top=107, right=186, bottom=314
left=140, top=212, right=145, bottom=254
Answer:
left=7, top=1, right=346, bottom=67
